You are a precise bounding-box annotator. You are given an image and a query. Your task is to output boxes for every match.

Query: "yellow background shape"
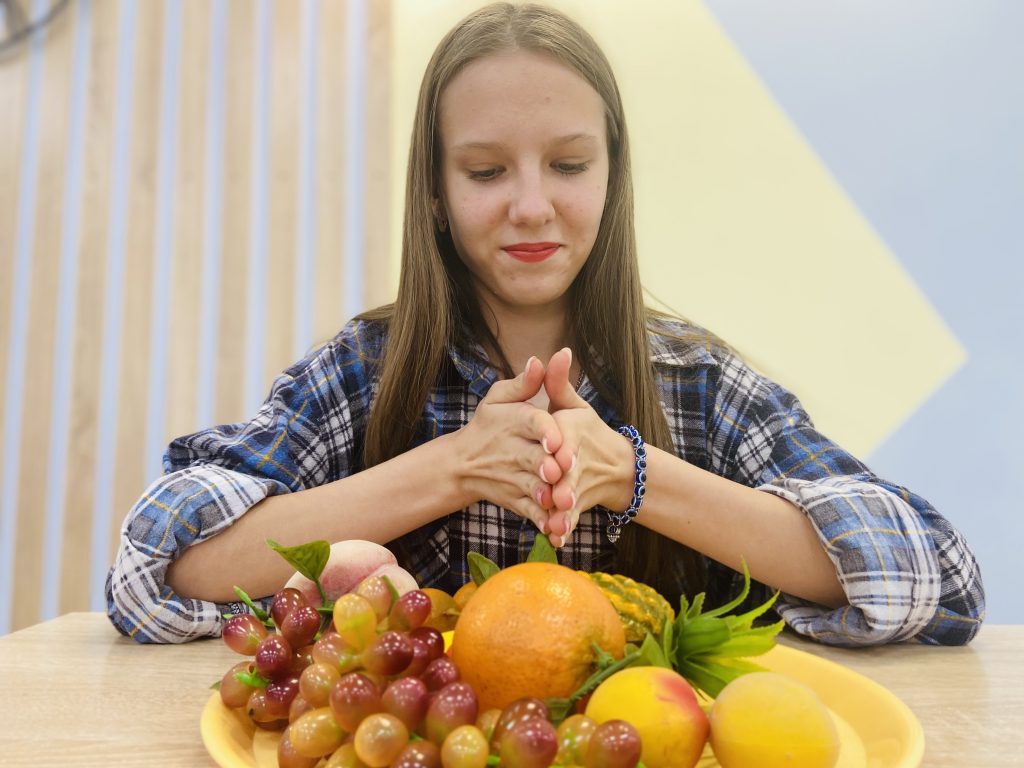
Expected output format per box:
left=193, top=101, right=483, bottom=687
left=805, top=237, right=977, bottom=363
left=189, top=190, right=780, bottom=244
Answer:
left=389, top=0, right=964, bottom=456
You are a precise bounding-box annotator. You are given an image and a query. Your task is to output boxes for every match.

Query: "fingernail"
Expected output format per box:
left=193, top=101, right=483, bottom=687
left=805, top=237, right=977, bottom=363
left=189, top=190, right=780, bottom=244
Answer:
left=523, top=356, right=535, bottom=377
left=542, top=436, right=552, bottom=454
left=535, top=487, right=544, bottom=506
left=539, top=463, right=550, bottom=484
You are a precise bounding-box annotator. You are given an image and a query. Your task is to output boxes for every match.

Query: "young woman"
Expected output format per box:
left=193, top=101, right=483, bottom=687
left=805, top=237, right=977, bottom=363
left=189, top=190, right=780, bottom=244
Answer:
left=107, top=2, right=983, bottom=645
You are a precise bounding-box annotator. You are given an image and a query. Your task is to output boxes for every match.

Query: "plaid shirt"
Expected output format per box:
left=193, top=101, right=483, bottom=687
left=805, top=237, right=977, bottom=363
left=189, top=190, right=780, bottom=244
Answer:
left=106, top=317, right=984, bottom=645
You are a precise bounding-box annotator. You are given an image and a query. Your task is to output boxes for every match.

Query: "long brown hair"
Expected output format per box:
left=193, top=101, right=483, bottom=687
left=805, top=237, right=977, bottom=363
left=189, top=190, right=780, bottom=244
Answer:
left=358, top=2, right=705, bottom=604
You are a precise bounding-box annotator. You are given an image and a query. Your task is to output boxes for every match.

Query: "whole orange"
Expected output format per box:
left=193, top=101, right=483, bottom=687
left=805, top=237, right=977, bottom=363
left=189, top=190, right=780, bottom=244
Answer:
left=450, top=562, right=625, bottom=712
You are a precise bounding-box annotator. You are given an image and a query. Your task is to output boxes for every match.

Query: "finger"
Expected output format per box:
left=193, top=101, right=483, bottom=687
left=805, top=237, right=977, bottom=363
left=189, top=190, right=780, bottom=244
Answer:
left=547, top=507, right=579, bottom=548
left=553, top=441, right=576, bottom=475
left=544, top=347, right=588, bottom=413
left=484, top=356, right=545, bottom=405
left=537, top=454, right=563, bottom=487
left=516, top=406, right=563, bottom=457
left=551, top=481, right=576, bottom=513
left=513, top=497, right=552, bottom=535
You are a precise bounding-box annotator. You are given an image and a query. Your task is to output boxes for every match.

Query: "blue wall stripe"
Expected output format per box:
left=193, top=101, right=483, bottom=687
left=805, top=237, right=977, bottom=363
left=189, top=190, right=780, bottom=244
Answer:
left=144, top=0, right=183, bottom=479
left=195, top=0, right=227, bottom=429
left=41, top=0, right=93, bottom=621
left=90, top=0, right=138, bottom=612
left=0, top=0, right=49, bottom=635
left=245, top=0, right=271, bottom=415
left=294, top=0, right=318, bottom=359
left=343, top=0, right=367, bottom=319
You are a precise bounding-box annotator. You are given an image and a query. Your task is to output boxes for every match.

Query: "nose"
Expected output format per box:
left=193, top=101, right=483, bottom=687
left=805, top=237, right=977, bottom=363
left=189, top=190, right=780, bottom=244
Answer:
left=508, top=171, right=555, bottom=228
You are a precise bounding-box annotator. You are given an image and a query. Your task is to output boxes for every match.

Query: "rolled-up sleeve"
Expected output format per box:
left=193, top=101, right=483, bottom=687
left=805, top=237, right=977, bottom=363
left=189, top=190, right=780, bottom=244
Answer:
left=724, top=368, right=984, bottom=646
left=106, top=333, right=361, bottom=643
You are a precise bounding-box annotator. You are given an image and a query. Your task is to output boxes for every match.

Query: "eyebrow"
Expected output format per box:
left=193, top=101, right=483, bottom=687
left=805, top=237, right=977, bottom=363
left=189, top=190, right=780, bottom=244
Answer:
left=451, top=133, right=600, bottom=152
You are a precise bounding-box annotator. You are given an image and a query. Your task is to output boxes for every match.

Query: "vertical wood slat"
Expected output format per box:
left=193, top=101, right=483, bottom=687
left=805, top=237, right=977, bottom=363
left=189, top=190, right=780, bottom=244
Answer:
left=109, top=0, right=161, bottom=569
left=11, top=0, right=78, bottom=632
left=59, top=0, right=121, bottom=617
left=165, top=1, right=209, bottom=443
left=216, top=0, right=255, bottom=427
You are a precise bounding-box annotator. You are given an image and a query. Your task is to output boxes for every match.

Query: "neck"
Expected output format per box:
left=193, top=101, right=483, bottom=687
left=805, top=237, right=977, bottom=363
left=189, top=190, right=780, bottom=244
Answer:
left=477, top=296, right=573, bottom=378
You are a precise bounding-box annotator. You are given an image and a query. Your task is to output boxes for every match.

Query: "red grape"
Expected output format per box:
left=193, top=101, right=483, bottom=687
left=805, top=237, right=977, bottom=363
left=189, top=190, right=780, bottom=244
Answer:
left=265, top=674, right=301, bottom=719
left=289, top=693, right=315, bottom=723
left=219, top=661, right=257, bottom=708
left=278, top=729, right=320, bottom=768
left=389, top=589, right=432, bottom=631
left=425, top=681, right=479, bottom=745
left=499, top=716, right=558, bottom=768
left=409, top=626, right=445, bottom=660
left=329, top=672, right=382, bottom=732
left=282, top=604, right=322, bottom=648
left=490, top=698, right=550, bottom=751
left=392, top=739, right=442, bottom=768
left=363, top=630, right=414, bottom=676
left=272, top=587, right=309, bottom=628
left=222, top=614, right=268, bottom=655
left=381, top=676, right=429, bottom=732
left=421, top=657, right=460, bottom=692
left=255, top=634, right=294, bottom=679
left=583, top=720, right=642, bottom=768
left=324, top=742, right=370, bottom=768
left=246, top=688, right=279, bottom=724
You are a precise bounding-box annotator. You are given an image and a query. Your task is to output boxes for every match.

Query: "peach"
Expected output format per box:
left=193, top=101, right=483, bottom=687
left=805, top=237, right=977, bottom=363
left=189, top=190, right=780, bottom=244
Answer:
left=283, top=540, right=418, bottom=605
left=585, top=666, right=709, bottom=768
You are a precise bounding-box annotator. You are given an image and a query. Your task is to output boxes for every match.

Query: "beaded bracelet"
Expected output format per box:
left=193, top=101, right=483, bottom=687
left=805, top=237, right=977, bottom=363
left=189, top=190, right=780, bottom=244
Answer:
left=606, top=424, right=646, bottom=543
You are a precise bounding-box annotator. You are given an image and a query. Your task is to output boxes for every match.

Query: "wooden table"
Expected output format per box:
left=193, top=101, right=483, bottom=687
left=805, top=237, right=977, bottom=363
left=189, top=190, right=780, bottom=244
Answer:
left=0, top=613, right=1020, bottom=766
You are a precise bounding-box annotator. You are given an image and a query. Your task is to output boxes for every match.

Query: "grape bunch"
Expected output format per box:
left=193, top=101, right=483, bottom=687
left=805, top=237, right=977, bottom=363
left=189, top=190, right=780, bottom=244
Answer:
left=217, top=576, right=642, bottom=768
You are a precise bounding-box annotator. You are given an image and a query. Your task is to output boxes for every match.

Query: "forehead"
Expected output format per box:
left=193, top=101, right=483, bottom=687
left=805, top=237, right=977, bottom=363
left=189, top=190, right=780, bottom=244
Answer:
left=438, top=49, right=607, bottom=147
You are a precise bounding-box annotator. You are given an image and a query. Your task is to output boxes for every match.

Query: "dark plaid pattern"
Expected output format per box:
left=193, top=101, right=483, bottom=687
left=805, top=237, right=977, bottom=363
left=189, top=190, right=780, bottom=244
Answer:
left=106, top=317, right=984, bottom=645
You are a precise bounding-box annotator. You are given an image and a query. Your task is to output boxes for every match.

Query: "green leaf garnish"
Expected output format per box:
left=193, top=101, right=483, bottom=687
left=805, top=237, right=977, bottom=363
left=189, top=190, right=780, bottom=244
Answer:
left=235, top=669, right=270, bottom=689
left=468, top=551, right=500, bottom=585
left=526, top=533, right=559, bottom=563
left=546, top=643, right=642, bottom=724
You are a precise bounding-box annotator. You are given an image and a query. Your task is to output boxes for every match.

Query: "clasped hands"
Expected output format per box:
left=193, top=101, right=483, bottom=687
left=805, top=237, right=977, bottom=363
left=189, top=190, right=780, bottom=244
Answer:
left=456, top=347, right=635, bottom=548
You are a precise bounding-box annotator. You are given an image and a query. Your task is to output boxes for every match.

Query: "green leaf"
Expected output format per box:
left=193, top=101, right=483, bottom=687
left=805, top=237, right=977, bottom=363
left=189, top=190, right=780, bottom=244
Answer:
left=704, top=628, right=782, bottom=658
left=232, top=586, right=270, bottom=622
left=635, top=632, right=671, bottom=668
left=675, top=616, right=731, bottom=658
left=526, top=533, right=558, bottom=563
left=210, top=680, right=221, bottom=690
left=723, top=591, right=780, bottom=631
left=381, top=574, right=400, bottom=611
left=235, top=669, right=270, bottom=689
left=700, top=561, right=752, bottom=619
left=267, top=538, right=330, bottom=585
left=684, top=592, right=706, bottom=621
left=468, top=551, right=500, bottom=585
left=676, top=658, right=735, bottom=699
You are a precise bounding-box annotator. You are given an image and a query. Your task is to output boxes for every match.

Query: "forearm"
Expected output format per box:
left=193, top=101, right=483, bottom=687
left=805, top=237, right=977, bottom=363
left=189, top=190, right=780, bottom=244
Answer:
left=166, top=432, right=468, bottom=603
left=636, top=445, right=845, bottom=607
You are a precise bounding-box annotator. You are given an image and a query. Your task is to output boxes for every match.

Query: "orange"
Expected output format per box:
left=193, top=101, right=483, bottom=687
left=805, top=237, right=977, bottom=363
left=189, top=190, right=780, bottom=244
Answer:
left=453, top=581, right=477, bottom=609
left=450, top=562, right=625, bottom=712
left=420, top=588, right=459, bottom=633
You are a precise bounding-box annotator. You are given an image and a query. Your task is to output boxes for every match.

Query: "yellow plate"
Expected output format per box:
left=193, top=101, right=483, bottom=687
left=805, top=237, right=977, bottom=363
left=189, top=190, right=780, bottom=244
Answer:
left=201, top=643, right=924, bottom=767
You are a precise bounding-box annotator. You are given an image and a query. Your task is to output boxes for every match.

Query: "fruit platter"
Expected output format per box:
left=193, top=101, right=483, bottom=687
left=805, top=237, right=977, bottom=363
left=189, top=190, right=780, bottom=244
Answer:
left=201, top=538, right=924, bottom=768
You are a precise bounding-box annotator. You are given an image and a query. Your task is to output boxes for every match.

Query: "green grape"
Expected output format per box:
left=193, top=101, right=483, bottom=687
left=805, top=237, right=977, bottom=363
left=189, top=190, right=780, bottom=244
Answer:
left=289, top=693, right=315, bottom=724
left=425, top=682, right=479, bottom=745
left=355, top=574, right=396, bottom=623
left=312, top=631, right=347, bottom=667
left=277, top=729, right=320, bottom=768
left=555, top=713, right=598, bottom=766
left=219, top=661, right=257, bottom=709
left=301, top=662, right=342, bottom=708
left=475, top=708, right=501, bottom=743
left=222, top=614, right=268, bottom=655
left=329, top=672, right=383, bottom=732
left=498, top=717, right=557, bottom=768
left=333, top=593, right=379, bottom=652
left=392, top=739, right=442, bottom=768
left=583, top=720, right=641, bottom=768
left=324, top=742, right=370, bottom=768
left=440, top=724, right=490, bottom=768
left=353, top=712, right=410, bottom=767
left=288, top=706, right=347, bottom=758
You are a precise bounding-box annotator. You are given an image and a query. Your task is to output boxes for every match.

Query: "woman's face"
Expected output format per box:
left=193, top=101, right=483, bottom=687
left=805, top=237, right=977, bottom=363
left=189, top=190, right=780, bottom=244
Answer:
left=438, top=49, right=609, bottom=321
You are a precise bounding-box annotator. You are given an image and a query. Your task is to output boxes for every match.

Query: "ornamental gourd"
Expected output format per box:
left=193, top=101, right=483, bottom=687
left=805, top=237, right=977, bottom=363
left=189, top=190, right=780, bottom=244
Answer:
left=581, top=571, right=675, bottom=643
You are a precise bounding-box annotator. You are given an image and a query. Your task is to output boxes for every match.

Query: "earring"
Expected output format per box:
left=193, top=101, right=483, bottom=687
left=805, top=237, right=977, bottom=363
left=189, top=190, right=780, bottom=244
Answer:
left=438, top=216, right=448, bottom=233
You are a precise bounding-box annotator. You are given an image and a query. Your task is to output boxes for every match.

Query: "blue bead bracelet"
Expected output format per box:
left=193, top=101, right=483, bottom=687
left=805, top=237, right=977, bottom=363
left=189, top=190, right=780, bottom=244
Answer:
left=606, top=424, right=646, bottom=543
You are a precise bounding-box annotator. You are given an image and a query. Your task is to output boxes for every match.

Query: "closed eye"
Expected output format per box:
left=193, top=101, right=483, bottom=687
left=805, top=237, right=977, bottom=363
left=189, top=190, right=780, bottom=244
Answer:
left=468, top=167, right=504, bottom=181
left=554, top=162, right=588, bottom=176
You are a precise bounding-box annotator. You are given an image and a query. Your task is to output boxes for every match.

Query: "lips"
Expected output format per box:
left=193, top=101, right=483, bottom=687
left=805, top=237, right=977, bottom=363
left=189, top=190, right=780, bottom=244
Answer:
left=502, top=242, right=560, bottom=263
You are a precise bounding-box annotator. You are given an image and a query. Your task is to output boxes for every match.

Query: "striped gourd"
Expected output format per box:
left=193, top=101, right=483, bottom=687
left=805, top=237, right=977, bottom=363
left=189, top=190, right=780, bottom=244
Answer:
left=582, top=571, right=675, bottom=643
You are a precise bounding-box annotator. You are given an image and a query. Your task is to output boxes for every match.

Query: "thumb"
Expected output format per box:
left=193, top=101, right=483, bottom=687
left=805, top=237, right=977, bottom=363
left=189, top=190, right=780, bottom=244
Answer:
left=544, top=348, right=588, bottom=413
left=484, top=356, right=545, bottom=404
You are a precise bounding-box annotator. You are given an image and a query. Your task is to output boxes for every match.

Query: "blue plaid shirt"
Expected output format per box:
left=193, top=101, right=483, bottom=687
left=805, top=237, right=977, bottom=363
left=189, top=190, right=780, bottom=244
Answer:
left=106, top=317, right=984, bottom=645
